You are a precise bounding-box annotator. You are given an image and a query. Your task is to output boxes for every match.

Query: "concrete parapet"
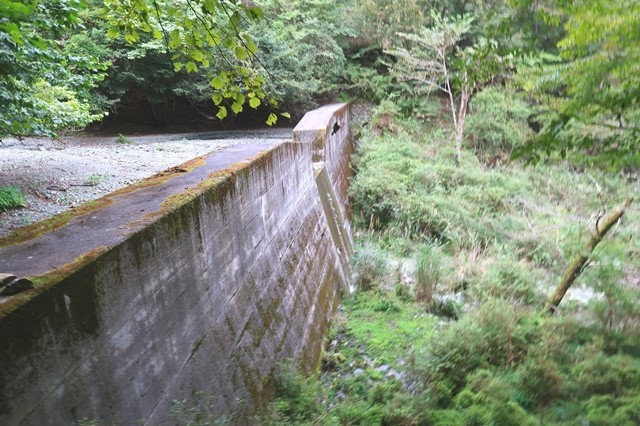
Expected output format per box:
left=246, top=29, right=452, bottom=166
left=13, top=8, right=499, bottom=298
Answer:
left=0, top=105, right=353, bottom=425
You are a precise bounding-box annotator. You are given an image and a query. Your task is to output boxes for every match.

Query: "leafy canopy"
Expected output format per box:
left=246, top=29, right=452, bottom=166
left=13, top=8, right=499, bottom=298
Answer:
left=0, top=0, right=284, bottom=137
left=0, top=0, right=107, bottom=136
left=516, top=0, right=640, bottom=164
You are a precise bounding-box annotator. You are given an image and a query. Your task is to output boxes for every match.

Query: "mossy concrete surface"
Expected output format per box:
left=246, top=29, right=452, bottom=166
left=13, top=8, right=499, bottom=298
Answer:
left=0, top=105, right=354, bottom=425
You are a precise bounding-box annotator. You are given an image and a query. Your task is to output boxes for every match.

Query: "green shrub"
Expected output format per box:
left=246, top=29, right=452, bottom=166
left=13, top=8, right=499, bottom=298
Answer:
left=0, top=186, right=27, bottom=212
left=265, top=362, right=329, bottom=424
left=349, top=132, right=421, bottom=230
left=419, top=300, right=539, bottom=396
left=517, top=357, right=564, bottom=410
left=581, top=394, right=640, bottom=426
left=466, top=87, right=533, bottom=163
left=573, top=350, right=640, bottom=398
left=352, top=243, right=389, bottom=291
left=394, top=283, right=413, bottom=302
left=475, top=251, right=542, bottom=305
left=453, top=372, right=538, bottom=426
left=369, top=99, right=403, bottom=134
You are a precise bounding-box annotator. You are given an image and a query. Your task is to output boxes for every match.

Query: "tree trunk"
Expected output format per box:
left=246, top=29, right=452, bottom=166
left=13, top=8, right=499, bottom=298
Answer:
left=454, top=83, right=469, bottom=167
left=544, top=198, right=633, bottom=314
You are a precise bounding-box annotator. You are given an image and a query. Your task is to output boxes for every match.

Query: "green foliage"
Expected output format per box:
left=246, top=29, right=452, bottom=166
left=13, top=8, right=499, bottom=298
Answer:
left=349, top=0, right=428, bottom=46
left=247, top=0, right=353, bottom=113
left=0, top=0, right=108, bottom=137
left=475, top=250, right=542, bottom=304
left=342, top=290, right=438, bottom=363
left=0, top=185, right=27, bottom=212
left=264, top=362, right=328, bottom=424
left=102, top=0, right=277, bottom=119
left=420, top=300, right=538, bottom=395
left=351, top=242, right=389, bottom=291
left=516, top=0, right=640, bottom=165
left=385, top=12, right=474, bottom=98
left=117, top=133, right=132, bottom=145
left=349, top=122, right=527, bottom=248
left=415, top=244, right=444, bottom=305
left=86, top=174, right=108, bottom=186
left=466, top=87, right=533, bottom=163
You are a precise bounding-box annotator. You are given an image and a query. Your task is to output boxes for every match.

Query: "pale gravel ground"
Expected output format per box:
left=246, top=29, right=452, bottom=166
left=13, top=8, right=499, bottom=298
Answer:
left=0, top=129, right=291, bottom=238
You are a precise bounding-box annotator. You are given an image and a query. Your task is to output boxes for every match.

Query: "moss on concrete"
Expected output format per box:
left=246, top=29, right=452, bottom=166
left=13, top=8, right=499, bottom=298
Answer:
left=0, top=157, right=207, bottom=249
left=0, top=246, right=108, bottom=319
left=0, top=200, right=107, bottom=249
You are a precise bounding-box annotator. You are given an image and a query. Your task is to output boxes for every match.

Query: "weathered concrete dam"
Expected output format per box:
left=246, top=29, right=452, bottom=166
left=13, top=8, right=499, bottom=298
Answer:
left=0, top=104, right=353, bottom=424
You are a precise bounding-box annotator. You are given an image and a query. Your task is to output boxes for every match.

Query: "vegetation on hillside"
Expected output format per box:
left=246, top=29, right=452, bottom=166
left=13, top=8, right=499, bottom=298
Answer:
left=263, top=96, right=640, bottom=425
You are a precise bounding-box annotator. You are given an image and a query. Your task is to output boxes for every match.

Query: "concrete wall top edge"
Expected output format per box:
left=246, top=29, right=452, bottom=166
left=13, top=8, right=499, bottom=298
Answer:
left=0, top=141, right=285, bottom=319
left=292, top=103, right=349, bottom=136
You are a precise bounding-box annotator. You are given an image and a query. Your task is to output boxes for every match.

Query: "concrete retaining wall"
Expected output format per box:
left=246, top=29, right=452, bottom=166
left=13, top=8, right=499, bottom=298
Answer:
left=0, top=104, right=352, bottom=425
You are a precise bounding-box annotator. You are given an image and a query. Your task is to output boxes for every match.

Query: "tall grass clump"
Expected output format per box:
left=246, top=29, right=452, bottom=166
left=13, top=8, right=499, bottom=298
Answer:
left=352, top=242, right=389, bottom=291
left=415, top=243, right=444, bottom=305
left=0, top=185, right=27, bottom=212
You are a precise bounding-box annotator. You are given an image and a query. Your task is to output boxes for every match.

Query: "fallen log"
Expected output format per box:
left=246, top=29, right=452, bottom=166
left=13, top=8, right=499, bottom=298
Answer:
left=544, top=198, right=634, bottom=314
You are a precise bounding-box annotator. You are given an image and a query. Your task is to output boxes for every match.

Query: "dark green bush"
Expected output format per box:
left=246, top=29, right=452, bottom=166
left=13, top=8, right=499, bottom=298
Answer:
left=265, top=362, right=328, bottom=424
left=574, top=351, right=640, bottom=398
left=465, top=87, right=533, bottom=163
left=419, top=300, right=539, bottom=395
left=475, top=251, right=542, bottom=305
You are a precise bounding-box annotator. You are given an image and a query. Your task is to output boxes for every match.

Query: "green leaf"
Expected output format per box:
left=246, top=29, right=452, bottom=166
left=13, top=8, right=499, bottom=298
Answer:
left=106, top=27, right=120, bottom=39
left=246, top=6, right=264, bottom=20
left=246, top=41, right=257, bottom=55
left=212, top=93, right=223, bottom=105
left=231, top=102, right=243, bottom=114
left=169, top=29, right=181, bottom=48
left=174, top=62, right=183, bottom=72
left=216, top=106, right=228, bottom=120
left=211, top=76, right=224, bottom=90
left=185, top=61, right=198, bottom=73
left=280, top=112, right=291, bottom=119
left=190, top=50, right=204, bottom=62
left=223, top=37, right=235, bottom=49
left=249, top=97, right=261, bottom=109
left=235, top=46, right=247, bottom=60
left=266, top=113, right=277, bottom=126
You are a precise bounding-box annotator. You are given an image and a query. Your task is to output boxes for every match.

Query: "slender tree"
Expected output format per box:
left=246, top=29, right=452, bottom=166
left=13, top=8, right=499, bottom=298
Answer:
left=386, top=13, right=504, bottom=165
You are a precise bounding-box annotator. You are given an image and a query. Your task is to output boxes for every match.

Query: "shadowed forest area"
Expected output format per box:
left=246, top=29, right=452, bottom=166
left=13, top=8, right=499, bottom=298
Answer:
left=1, top=0, right=639, bottom=425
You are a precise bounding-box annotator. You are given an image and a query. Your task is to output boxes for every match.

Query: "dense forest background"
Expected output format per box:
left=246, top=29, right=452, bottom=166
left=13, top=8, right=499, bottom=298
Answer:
left=2, top=1, right=640, bottom=425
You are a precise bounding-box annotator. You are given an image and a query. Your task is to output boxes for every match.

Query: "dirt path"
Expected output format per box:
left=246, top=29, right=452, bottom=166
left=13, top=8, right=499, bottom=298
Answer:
left=0, top=129, right=291, bottom=238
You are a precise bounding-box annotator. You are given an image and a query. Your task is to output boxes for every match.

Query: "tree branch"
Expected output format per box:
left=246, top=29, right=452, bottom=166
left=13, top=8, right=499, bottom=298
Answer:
left=544, top=198, right=634, bottom=315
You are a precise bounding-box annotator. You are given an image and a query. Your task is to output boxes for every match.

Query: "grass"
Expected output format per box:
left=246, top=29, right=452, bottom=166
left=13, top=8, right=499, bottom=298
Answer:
left=117, top=133, right=133, bottom=145
left=86, top=173, right=108, bottom=186
left=337, top=291, right=438, bottom=365
left=0, top=185, right=27, bottom=212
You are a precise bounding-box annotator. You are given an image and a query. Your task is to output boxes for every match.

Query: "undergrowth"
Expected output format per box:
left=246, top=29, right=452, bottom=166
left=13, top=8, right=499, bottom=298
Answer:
left=264, top=94, right=640, bottom=425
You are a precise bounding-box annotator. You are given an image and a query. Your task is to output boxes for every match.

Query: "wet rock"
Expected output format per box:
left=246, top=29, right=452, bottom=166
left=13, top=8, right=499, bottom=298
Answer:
left=376, top=364, right=390, bottom=373
left=0, top=274, right=17, bottom=288
left=0, top=277, right=34, bottom=296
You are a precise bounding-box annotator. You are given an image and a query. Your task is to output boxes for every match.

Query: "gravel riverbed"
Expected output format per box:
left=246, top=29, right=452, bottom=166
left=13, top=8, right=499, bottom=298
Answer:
left=0, top=128, right=291, bottom=238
